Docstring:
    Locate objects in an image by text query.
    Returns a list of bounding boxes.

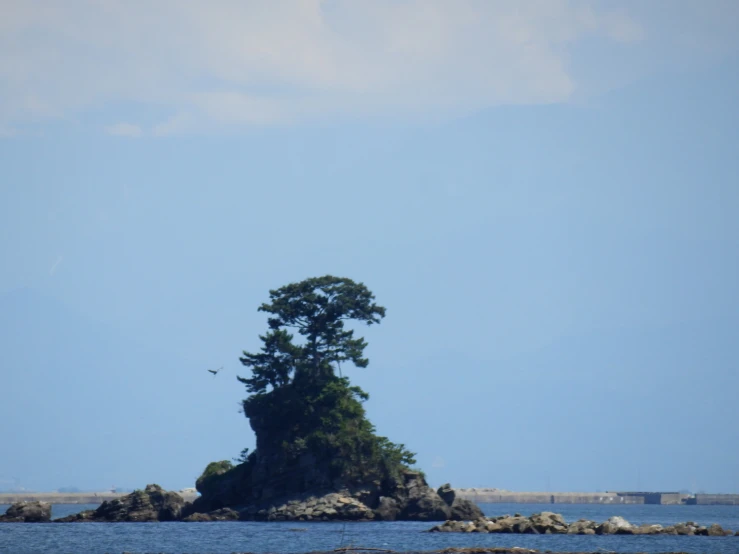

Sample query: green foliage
[238,329,300,393]
[233,447,250,464]
[239,276,385,393]
[235,276,415,490]
[409,467,426,478]
[242,374,416,486]
[195,460,233,494]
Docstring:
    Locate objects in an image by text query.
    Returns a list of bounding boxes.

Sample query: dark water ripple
[0,502,737,553]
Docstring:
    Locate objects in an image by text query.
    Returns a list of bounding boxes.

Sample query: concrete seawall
[455,490,644,504]
[687,494,739,505]
[455,490,697,505]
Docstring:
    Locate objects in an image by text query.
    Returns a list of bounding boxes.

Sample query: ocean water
[0,502,738,553]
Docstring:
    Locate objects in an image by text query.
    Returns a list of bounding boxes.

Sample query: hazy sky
[1,1,738,494]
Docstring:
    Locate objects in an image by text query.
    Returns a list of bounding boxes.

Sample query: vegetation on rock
[195,276,415,508]
[195,460,234,493]
[239,275,386,392]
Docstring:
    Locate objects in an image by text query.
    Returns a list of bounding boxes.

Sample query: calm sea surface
[1,502,738,554]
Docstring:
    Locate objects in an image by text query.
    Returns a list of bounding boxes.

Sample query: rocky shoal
[430,511,739,536]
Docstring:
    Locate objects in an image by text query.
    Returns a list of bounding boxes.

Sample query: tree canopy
[238,275,386,394]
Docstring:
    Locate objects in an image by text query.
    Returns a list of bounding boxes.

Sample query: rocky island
[179,276,481,522]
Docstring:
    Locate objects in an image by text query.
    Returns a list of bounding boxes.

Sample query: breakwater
[0,493,123,504]
[454,489,707,505]
[456,490,642,504]
[6,490,739,506]
[687,494,739,505]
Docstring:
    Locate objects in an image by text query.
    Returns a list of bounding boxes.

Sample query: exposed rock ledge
[430,512,738,536]
[54,484,185,522]
[185,476,484,522]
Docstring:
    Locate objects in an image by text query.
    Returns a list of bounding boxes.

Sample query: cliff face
[244,383,338,499]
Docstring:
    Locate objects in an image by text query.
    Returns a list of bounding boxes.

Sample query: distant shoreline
[3,490,738,506]
[0,492,199,505]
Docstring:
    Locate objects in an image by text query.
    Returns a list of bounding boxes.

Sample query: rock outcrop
[184,472,480,522]
[430,512,736,536]
[567,518,597,535]
[0,501,51,522]
[435,483,484,521]
[182,508,239,522]
[55,484,185,522]
[394,473,451,521]
[529,511,568,534]
[245,491,376,521]
[595,515,634,535]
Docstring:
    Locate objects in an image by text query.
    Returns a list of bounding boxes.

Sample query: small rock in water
[0,501,52,523]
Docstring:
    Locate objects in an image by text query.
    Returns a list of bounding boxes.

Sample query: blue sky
[1,1,738,494]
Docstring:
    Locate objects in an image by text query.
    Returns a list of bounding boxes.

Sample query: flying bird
[207,366,223,377]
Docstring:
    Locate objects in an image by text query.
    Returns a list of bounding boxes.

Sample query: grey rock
[484,520,503,533]
[55,484,184,522]
[567,519,597,535]
[707,523,727,536]
[449,497,484,521]
[182,508,239,522]
[673,522,696,535]
[634,524,664,535]
[596,516,633,535]
[374,496,400,521]
[429,520,464,533]
[0,501,52,523]
[495,515,531,533]
[530,511,568,534]
[436,483,455,505]
[397,472,451,521]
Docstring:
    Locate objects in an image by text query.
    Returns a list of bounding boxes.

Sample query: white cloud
[105,122,143,137]
[1,0,731,133]
[431,456,446,469]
